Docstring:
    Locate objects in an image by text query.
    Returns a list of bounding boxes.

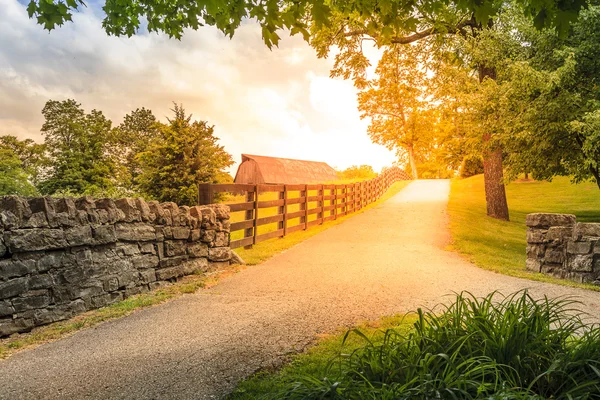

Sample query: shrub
[460,155,484,178]
[274,291,600,399]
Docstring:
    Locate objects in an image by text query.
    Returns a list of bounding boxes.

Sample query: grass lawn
[448,175,600,289]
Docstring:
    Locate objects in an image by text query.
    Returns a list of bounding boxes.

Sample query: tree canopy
[28,0,586,45]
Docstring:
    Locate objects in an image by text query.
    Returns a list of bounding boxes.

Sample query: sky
[0,0,397,174]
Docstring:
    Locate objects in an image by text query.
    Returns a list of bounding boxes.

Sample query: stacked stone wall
[526,213,600,285]
[0,195,232,337]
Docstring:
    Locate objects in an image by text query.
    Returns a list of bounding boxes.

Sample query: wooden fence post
[244,187,255,249]
[198,183,214,205]
[303,184,308,229]
[281,185,288,237]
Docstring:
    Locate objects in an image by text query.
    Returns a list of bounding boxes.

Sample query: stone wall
[0,195,232,337]
[526,213,600,285]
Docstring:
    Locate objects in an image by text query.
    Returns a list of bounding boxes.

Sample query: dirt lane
[1,180,599,399]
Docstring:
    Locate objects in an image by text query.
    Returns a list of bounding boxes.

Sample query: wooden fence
[198,167,411,249]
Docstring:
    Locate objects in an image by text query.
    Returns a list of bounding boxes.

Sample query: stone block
[526,258,541,272]
[220,220,231,232]
[545,249,564,264]
[132,254,159,270]
[23,212,49,228]
[147,201,166,224]
[91,292,122,308]
[0,277,28,299]
[566,240,593,255]
[156,258,207,280]
[28,197,56,226]
[190,229,200,241]
[0,300,14,317]
[161,202,179,225]
[117,243,140,257]
[546,226,573,242]
[230,250,245,265]
[12,292,51,312]
[124,285,149,298]
[29,274,54,290]
[208,247,231,262]
[139,269,157,284]
[200,230,216,244]
[0,259,36,280]
[92,224,117,245]
[187,242,208,258]
[172,226,191,240]
[526,244,545,259]
[140,243,156,254]
[165,240,187,257]
[573,223,600,239]
[103,277,119,292]
[526,213,576,228]
[117,270,140,289]
[526,229,545,244]
[114,198,142,222]
[214,232,229,247]
[37,251,63,272]
[148,281,169,291]
[159,255,189,268]
[64,225,93,247]
[178,206,193,227]
[52,197,81,226]
[135,198,152,222]
[0,196,32,229]
[0,236,5,258]
[209,204,229,220]
[568,254,593,272]
[155,265,185,281]
[0,318,20,337]
[5,228,68,252]
[115,222,156,242]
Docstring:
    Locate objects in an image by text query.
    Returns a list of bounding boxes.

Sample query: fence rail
[198,167,411,249]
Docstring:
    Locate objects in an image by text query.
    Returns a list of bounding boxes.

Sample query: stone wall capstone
[0,195,232,337]
[526,213,600,285]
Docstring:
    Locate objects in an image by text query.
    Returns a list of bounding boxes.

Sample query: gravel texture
[1,179,599,399]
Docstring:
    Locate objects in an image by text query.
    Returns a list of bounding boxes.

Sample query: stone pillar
[525,213,576,276]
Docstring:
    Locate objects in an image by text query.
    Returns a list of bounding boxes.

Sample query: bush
[460,155,484,178]
[274,291,600,399]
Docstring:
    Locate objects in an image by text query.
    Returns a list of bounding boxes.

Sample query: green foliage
[460,155,484,178]
[0,148,38,196]
[0,135,48,185]
[136,104,233,206]
[37,99,118,196]
[26,0,587,44]
[337,165,377,181]
[112,107,160,194]
[249,291,600,399]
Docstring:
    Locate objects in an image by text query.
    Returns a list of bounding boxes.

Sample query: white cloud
[0,0,396,173]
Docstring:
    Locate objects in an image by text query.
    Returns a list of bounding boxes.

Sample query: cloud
[0,0,396,173]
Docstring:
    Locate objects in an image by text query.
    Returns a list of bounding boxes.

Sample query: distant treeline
[0,100,233,206]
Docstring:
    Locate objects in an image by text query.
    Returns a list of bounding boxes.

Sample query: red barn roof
[234,154,338,184]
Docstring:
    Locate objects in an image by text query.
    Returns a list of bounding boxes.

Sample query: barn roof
[237,154,338,184]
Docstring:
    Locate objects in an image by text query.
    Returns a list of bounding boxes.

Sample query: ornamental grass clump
[278,291,600,399]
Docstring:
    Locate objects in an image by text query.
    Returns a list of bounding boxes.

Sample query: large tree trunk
[479,65,510,221]
[407,145,418,180]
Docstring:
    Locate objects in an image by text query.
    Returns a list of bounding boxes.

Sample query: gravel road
[1,179,599,399]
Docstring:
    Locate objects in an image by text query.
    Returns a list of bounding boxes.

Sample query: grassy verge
[448,175,600,290]
[230,291,600,399]
[0,265,242,360]
[229,314,417,399]
[235,180,411,265]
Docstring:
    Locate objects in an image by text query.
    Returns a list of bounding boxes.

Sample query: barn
[234,154,338,184]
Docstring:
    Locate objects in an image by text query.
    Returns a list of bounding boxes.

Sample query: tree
[0,135,48,185]
[0,149,38,196]
[112,107,160,192]
[136,104,233,206]
[38,99,118,196]
[358,44,435,180]
[338,165,377,181]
